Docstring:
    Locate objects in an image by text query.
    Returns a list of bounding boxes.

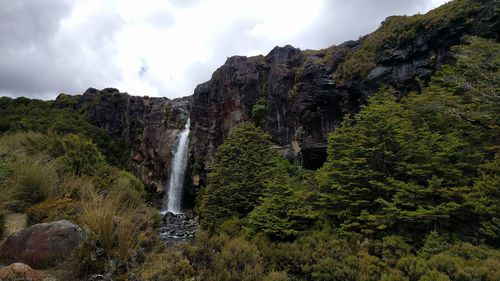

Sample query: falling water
[163,118,190,214]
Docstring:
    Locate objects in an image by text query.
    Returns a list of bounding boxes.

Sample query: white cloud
[0,0,449,99]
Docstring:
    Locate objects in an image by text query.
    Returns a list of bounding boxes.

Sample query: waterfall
[163,118,190,214]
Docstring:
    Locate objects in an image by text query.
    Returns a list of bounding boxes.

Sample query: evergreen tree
[248,162,319,239]
[197,123,276,232]
[316,36,499,239]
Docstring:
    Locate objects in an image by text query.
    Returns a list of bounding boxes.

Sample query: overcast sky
[0,0,449,100]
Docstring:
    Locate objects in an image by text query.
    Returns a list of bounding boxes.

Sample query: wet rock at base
[158,212,198,243]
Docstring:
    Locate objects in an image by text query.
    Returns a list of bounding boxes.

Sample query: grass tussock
[9,155,57,208]
[115,211,140,261]
[55,175,96,201]
[80,193,122,252]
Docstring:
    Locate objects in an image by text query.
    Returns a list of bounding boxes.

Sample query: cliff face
[77,88,190,198]
[67,0,498,199]
[189,0,498,186]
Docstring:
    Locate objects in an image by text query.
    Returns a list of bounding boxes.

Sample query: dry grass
[80,192,120,252]
[0,131,52,157]
[55,175,96,200]
[80,191,141,259]
[115,211,140,261]
[8,155,57,207]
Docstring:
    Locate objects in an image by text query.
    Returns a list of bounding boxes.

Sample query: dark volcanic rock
[189,0,499,184]
[159,212,197,243]
[190,45,347,177]
[0,220,86,269]
[76,88,191,201]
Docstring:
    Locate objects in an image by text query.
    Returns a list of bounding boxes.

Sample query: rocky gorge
[54,0,498,206]
[0,0,499,279]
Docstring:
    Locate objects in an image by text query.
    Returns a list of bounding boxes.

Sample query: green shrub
[380,270,409,281]
[59,134,105,176]
[248,162,319,239]
[219,216,244,237]
[419,270,451,281]
[252,97,267,127]
[371,236,412,267]
[263,271,290,281]
[214,238,264,281]
[418,231,450,258]
[0,131,53,157]
[0,159,14,236]
[54,175,96,200]
[112,170,145,195]
[26,197,79,226]
[140,250,194,281]
[180,231,230,276]
[108,170,146,209]
[0,160,13,181]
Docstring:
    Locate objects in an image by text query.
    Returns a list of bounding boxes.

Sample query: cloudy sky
[0,0,448,99]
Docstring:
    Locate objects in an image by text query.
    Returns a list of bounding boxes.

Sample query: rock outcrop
[0,220,86,269]
[0,263,41,281]
[49,0,497,203]
[189,0,499,186]
[76,88,190,197]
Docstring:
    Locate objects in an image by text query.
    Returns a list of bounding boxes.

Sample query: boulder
[0,220,86,269]
[0,262,41,281]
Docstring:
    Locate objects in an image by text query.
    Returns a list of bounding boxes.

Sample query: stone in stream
[159,212,198,243]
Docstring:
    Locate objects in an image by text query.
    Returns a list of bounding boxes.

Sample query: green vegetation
[191,36,500,280]
[197,123,276,231]
[59,134,106,176]
[337,0,486,80]
[0,96,129,166]
[0,131,162,280]
[252,97,268,127]
[0,3,498,279]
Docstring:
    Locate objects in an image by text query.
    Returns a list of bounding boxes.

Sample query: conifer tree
[197,123,276,232]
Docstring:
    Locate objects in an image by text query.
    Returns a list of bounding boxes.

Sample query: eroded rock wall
[189,0,499,187]
[77,88,190,197]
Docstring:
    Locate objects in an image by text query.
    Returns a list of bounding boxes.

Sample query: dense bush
[197,123,277,232]
[248,163,319,239]
[317,37,499,241]
[0,2,498,280]
[187,35,500,280]
[140,250,194,281]
[59,134,106,176]
[26,197,79,226]
[0,97,129,166]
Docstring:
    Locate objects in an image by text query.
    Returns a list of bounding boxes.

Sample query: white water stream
[162,118,190,214]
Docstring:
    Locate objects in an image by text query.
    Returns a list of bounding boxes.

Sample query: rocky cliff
[75,88,190,199]
[64,0,498,200]
[189,0,498,187]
